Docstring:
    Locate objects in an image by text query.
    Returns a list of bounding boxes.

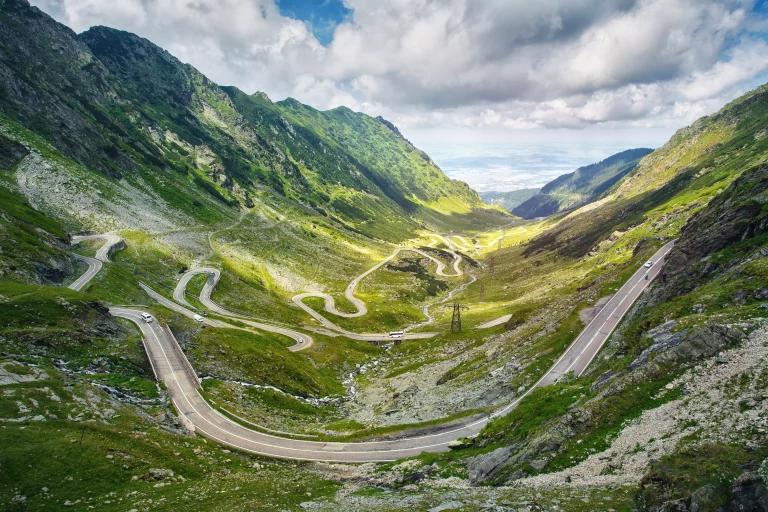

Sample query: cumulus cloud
[29,0,768,135]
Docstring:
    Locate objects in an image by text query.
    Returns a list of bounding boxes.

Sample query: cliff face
[656,165,768,301]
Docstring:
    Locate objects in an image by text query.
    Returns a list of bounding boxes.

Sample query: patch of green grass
[192,326,345,397]
[323,418,366,432]
[0,185,65,238]
[479,382,589,446]
[634,443,768,510]
[0,373,342,511]
[2,362,33,376]
[0,281,152,378]
[199,378,342,435]
[86,373,159,399]
[0,185,71,284]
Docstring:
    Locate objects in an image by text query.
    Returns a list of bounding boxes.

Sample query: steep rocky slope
[512,148,652,219]
[0,133,76,284]
[655,164,768,301]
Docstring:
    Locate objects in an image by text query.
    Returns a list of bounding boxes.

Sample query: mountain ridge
[512,147,653,218]
[0,0,504,241]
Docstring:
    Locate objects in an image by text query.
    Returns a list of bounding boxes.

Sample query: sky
[30,0,768,190]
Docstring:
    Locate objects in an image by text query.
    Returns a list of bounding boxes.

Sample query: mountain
[2,0,768,509]
[0,0,503,242]
[479,188,540,212]
[458,84,768,503]
[512,148,654,218]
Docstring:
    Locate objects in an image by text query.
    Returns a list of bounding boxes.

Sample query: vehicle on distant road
[389,330,404,338]
[644,261,654,268]
[193,314,204,322]
[141,312,153,323]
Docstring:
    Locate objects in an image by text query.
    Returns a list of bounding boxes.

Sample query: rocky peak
[374,116,403,138]
[253,91,272,103]
[80,26,193,107]
[0,0,34,14]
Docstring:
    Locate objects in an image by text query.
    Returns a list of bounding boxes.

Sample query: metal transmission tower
[443,303,469,333]
[489,256,496,275]
[479,282,485,300]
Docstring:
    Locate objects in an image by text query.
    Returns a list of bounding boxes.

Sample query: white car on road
[193,314,204,323]
[141,312,153,323]
[644,261,654,268]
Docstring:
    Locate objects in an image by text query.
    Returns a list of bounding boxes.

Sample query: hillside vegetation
[513,148,653,219]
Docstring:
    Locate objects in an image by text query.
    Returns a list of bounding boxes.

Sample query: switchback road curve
[108,241,674,462]
[292,243,462,315]
[68,233,124,291]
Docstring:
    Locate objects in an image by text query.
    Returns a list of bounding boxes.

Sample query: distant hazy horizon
[420,142,653,193]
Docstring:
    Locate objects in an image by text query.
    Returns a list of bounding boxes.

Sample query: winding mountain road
[173,269,313,351]
[288,244,462,340]
[293,246,463,319]
[141,281,311,352]
[106,240,674,462]
[68,234,124,291]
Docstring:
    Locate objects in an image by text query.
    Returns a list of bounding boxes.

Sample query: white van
[389,330,404,339]
[193,314,204,323]
[141,312,153,323]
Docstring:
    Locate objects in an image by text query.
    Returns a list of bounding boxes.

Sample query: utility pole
[444,303,469,333]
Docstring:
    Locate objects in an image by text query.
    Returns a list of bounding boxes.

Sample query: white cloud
[28,0,768,137]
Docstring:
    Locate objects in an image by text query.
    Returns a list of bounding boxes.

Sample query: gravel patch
[515,322,768,489]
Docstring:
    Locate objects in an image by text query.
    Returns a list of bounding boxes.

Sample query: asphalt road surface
[71,234,123,262]
[175,269,314,351]
[68,255,102,292]
[110,241,674,462]
[68,234,124,291]
[141,281,312,352]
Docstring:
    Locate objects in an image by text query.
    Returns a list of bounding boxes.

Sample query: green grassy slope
[512,148,653,218]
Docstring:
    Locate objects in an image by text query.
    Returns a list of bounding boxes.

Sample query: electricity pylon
[443,303,469,333]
